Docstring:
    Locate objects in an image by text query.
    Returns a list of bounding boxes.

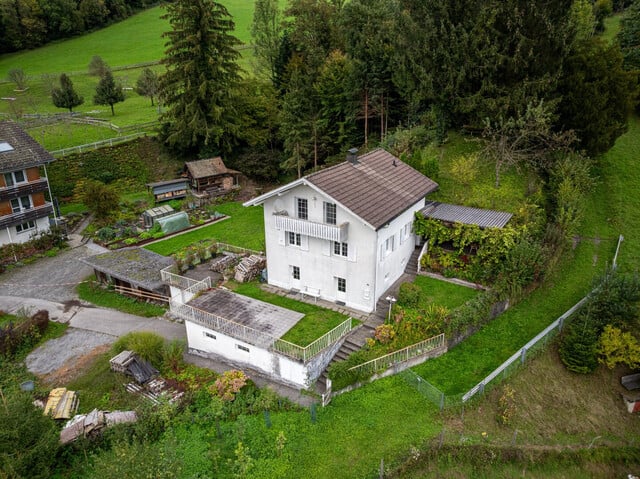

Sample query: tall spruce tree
[159,0,241,153]
[52,73,84,112]
[93,70,124,115]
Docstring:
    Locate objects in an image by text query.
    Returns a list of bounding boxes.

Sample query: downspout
[6,226,17,262]
[42,162,58,222]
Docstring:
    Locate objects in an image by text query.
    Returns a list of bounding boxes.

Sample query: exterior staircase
[315,245,423,395]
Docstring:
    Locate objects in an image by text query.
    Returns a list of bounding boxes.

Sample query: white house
[244,148,439,313]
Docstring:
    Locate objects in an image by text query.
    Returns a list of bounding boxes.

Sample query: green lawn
[229,281,352,347]
[412,275,480,310]
[77,276,167,317]
[145,202,265,256]
[602,13,624,44]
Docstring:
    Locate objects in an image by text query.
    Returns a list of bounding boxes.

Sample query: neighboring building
[146,179,189,203]
[184,157,241,194]
[244,148,439,313]
[0,121,56,246]
[81,247,174,297]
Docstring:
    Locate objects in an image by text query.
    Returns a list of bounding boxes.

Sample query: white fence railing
[273,318,353,362]
[161,266,203,290]
[274,214,348,243]
[416,239,429,273]
[170,297,352,362]
[184,277,212,296]
[50,132,148,156]
[347,333,446,377]
[215,242,264,256]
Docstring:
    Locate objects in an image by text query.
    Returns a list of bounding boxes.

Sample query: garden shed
[146,179,189,203]
[81,247,174,297]
[184,157,241,194]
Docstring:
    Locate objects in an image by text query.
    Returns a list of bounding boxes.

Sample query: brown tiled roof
[307,148,438,230]
[0,121,55,173]
[185,157,240,179]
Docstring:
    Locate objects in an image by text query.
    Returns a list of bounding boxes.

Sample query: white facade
[0,215,49,246]
[258,183,425,313]
[186,320,311,387]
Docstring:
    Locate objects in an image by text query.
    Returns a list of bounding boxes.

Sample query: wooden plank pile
[43,388,79,420]
[210,252,238,273]
[234,254,267,282]
[124,378,184,405]
[109,350,159,384]
[60,409,137,444]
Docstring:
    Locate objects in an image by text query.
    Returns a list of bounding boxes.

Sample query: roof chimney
[346,147,359,164]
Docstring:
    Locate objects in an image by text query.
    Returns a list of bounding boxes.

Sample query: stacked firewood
[234,254,267,282]
[209,252,238,273]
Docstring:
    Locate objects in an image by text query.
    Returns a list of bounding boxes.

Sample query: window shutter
[380,243,384,262]
[278,230,285,246]
[347,244,356,262]
[322,240,330,256]
[301,235,309,251]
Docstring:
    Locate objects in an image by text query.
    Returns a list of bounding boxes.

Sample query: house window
[203,331,216,340]
[334,241,348,257]
[400,222,412,245]
[15,220,36,233]
[337,277,346,293]
[324,202,336,225]
[236,344,250,352]
[296,197,308,220]
[4,170,26,187]
[385,235,395,255]
[292,266,300,280]
[287,231,301,246]
[10,195,32,213]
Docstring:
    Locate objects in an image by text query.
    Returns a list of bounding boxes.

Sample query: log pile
[234,254,266,282]
[210,252,238,273]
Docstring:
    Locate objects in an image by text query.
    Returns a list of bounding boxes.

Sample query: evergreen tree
[159,0,241,154]
[135,67,159,107]
[251,0,283,83]
[52,73,84,112]
[93,69,125,115]
[619,0,640,71]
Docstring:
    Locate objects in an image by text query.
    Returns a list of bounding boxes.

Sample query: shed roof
[245,148,438,230]
[81,247,174,292]
[185,157,240,179]
[0,120,55,173]
[146,178,189,188]
[420,201,513,228]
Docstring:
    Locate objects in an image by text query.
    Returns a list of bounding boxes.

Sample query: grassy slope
[413,275,480,310]
[145,202,265,255]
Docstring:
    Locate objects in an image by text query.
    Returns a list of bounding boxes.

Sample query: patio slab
[188,288,304,339]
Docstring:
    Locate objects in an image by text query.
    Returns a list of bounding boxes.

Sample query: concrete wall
[0,215,50,246]
[186,320,311,388]
[262,183,378,312]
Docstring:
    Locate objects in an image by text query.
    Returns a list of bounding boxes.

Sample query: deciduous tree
[159,0,242,153]
[135,67,159,107]
[52,73,84,112]
[250,0,283,83]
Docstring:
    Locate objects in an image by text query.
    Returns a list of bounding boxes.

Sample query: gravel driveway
[0,244,97,302]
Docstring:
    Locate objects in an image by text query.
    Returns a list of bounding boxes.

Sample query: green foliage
[597,324,640,369]
[557,37,638,155]
[0,391,60,478]
[618,1,640,71]
[88,55,110,77]
[497,385,517,426]
[93,69,125,116]
[211,370,249,401]
[74,179,119,220]
[8,68,28,89]
[398,282,422,308]
[111,331,166,367]
[559,314,600,373]
[51,73,84,112]
[493,238,546,301]
[159,0,242,154]
[251,0,283,82]
[135,67,160,106]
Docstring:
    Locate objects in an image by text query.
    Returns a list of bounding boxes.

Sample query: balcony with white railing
[0,203,53,229]
[274,212,348,242]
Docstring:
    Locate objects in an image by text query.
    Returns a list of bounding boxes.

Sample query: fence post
[520,347,527,364]
[439,392,445,410]
[558,316,564,331]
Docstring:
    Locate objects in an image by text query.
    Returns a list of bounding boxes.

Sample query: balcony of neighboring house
[0,202,53,229]
[273,211,348,243]
[0,178,49,201]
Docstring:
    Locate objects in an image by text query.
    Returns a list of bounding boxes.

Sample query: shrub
[597,324,640,369]
[112,331,166,368]
[374,324,396,344]
[398,283,422,308]
[211,370,248,401]
[96,227,117,242]
[493,238,546,301]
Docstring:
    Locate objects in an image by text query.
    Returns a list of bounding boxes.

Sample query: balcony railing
[274,213,348,242]
[0,203,53,229]
[0,178,48,201]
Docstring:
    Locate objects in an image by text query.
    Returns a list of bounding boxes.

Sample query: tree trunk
[110,104,115,116]
[380,90,384,142]
[364,89,368,148]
